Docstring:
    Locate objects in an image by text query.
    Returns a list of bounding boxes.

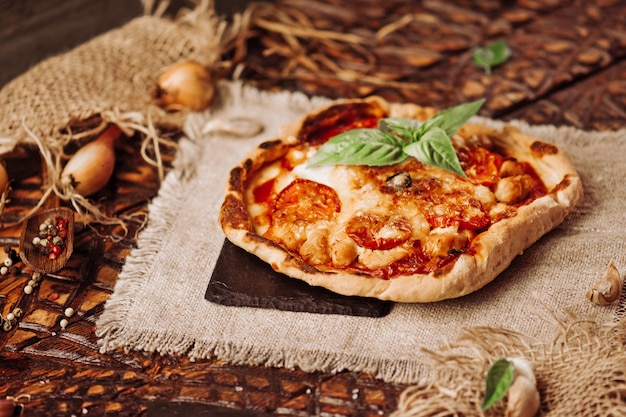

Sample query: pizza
[218,97,582,302]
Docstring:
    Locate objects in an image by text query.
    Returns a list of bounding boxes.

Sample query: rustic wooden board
[1,0,625,416]
[236,0,626,127]
[146,402,271,416]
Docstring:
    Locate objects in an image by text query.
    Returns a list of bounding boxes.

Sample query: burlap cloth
[0,3,222,152]
[4,1,623,411]
[96,80,626,404]
[0,1,226,227]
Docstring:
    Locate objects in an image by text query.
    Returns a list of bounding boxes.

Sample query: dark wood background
[0,0,625,416]
[0,0,253,88]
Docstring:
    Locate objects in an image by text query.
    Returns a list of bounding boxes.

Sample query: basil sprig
[472,40,511,75]
[307,99,485,177]
[482,358,515,410]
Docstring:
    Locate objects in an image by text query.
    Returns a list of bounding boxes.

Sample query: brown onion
[60,125,122,196]
[0,162,9,193]
[153,60,215,111]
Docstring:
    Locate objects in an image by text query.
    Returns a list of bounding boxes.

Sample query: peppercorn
[47,225,57,237]
[3,318,14,331]
[49,245,62,260]
[6,248,18,264]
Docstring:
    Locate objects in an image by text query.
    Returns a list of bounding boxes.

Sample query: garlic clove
[506,357,536,385]
[503,357,540,417]
[505,374,540,417]
[587,261,622,305]
[153,60,215,112]
[201,117,264,138]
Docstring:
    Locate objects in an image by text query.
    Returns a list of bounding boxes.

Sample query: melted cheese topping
[245,137,546,278]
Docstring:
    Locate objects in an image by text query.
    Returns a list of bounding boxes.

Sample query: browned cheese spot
[220,194,252,230]
[259,139,283,150]
[245,232,282,248]
[228,167,245,192]
[289,255,324,274]
[530,140,559,157]
[551,175,572,194]
[432,261,456,278]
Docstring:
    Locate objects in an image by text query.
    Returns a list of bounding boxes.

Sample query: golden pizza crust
[219,97,583,303]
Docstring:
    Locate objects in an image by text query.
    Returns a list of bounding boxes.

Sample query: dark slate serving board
[206,239,392,317]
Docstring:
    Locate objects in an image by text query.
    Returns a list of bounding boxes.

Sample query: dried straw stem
[392,302,626,417]
[230,2,444,92]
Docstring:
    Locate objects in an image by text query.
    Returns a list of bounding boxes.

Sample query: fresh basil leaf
[472,40,511,75]
[420,99,485,139]
[482,358,515,410]
[379,118,422,142]
[403,127,466,177]
[307,99,484,172]
[308,128,407,167]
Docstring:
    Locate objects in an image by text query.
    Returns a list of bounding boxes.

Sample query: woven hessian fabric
[97,81,626,416]
[0,6,220,155]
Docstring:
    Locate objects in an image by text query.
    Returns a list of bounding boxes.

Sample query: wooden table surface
[1,0,625,416]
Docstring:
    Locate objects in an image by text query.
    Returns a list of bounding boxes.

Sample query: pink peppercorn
[49,245,62,260]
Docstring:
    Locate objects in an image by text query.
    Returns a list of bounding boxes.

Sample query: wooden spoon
[19,163,74,274]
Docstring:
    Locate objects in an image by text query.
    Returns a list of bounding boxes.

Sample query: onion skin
[61,125,122,196]
[0,162,9,193]
[153,60,214,111]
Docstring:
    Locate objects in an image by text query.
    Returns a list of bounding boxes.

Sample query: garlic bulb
[61,125,122,196]
[506,357,540,417]
[153,60,215,111]
[587,261,622,305]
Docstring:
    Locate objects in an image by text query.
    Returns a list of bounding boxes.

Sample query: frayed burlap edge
[392,297,626,417]
[97,81,626,394]
[0,0,234,233]
[96,82,436,383]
